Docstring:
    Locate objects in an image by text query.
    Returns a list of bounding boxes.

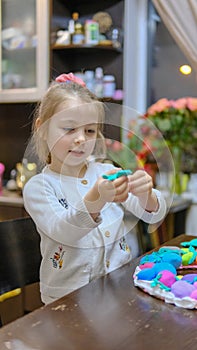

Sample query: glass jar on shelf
[94,67,104,98]
[103,74,116,98]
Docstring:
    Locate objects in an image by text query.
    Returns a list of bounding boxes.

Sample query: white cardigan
[23,161,166,304]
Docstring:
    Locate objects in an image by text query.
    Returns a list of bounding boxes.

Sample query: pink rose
[111,141,123,151]
[170,98,187,109]
[55,73,86,87]
[147,98,170,115]
[187,97,197,111]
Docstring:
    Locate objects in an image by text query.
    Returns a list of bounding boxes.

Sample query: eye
[86,128,96,135]
[62,127,75,133]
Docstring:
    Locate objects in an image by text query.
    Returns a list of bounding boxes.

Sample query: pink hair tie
[55,73,86,87]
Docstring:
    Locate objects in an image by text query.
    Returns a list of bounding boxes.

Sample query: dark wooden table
[0,234,196,350]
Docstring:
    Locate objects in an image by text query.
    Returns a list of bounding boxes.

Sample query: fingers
[113,189,129,202]
[112,175,129,202]
[128,170,153,195]
[99,174,129,203]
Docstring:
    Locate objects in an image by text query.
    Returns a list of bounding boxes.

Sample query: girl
[23,73,166,304]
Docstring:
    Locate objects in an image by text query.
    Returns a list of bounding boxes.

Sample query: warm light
[179,64,192,75]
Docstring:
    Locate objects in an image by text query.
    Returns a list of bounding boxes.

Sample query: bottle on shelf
[68,18,75,44]
[71,12,85,45]
[103,75,116,98]
[85,20,99,45]
[84,70,95,93]
[94,67,104,98]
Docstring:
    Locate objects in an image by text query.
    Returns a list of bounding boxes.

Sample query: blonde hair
[32,80,106,165]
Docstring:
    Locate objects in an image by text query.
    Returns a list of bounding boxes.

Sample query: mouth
[69,149,85,157]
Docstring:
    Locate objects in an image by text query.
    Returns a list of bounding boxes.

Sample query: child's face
[46,101,99,174]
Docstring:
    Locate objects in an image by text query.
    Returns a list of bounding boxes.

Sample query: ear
[35,118,47,141]
[35,118,41,130]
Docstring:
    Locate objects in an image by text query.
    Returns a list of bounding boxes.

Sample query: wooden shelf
[52,44,122,53]
[3,47,36,54]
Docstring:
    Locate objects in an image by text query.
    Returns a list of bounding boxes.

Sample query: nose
[74,128,86,144]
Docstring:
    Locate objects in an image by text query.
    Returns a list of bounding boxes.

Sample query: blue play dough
[161,252,182,269]
[102,169,132,181]
[135,240,197,306]
[140,252,161,264]
[140,251,181,269]
[154,262,177,274]
[137,262,177,281]
[137,267,157,281]
[181,238,197,248]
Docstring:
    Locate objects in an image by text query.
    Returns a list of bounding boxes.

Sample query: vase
[170,147,188,195]
[187,174,197,192]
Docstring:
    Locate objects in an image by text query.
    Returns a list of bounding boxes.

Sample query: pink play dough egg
[139,262,154,270]
[158,270,176,288]
[190,289,197,300]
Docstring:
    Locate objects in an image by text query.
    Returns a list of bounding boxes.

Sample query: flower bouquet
[106,97,197,195]
[145,97,197,194]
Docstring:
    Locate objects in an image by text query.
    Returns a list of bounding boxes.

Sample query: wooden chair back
[0,217,41,296]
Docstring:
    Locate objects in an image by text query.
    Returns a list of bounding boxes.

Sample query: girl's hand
[99,169,129,203]
[84,169,129,219]
[128,169,159,212]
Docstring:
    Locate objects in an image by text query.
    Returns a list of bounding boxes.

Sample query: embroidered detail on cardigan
[59,198,68,209]
[50,245,65,269]
[119,237,130,253]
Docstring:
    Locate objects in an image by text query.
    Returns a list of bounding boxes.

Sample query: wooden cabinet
[50,0,124,141]
[0,205,27,221]
[0,0,148,110]
[50,0,124,94]
[0,0,49,103]
[0,189,28,221]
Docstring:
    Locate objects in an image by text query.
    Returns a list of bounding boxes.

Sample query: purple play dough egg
[158,270,176,288]
[182,274,197,283]
[171,280,195,298]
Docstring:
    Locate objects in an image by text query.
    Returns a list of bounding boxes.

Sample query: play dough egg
[158,270,176,288]
[161,253,182,269]
[190,290,197,300]
[171,280,195,298]
[182,274,197,284]
[137,267,156,281]
[181,251,193,266]
[133,238,197,308]
[137,262,177,281]
[139,262,155,270]
[154,262,177,275]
